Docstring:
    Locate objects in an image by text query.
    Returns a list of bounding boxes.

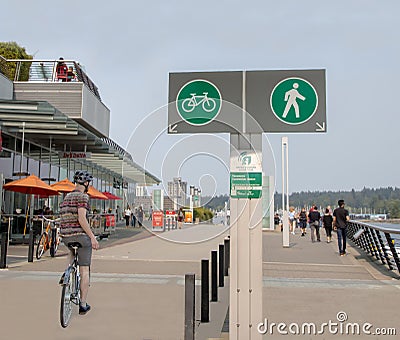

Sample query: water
[371,222,400,244]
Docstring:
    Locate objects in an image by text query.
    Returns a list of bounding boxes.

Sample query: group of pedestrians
[123,205,144,228]
[279,200,350,256]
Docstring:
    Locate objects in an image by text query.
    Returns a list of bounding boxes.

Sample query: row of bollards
[184,237,230,340]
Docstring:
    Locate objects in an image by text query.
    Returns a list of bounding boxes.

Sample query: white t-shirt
[124,208,132,217]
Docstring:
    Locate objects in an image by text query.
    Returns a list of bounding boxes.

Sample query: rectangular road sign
[245,69,326,133]
[230,172,263,199]
[168,69,326,134]
[168,71,242,134]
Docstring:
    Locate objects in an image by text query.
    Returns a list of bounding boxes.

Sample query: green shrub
[193,207,214,222]
[0,41,33,81]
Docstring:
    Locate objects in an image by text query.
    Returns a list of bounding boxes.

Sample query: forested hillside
[203,187,400,218]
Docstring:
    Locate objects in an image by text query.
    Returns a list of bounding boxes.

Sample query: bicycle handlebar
[41,216,61,223]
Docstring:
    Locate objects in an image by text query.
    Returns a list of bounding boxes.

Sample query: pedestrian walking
[308,205,321,242]
[323,207,333,243]
[148,206,153,221]
[131,208,137,227]
[137,206,144,227]
[177,207,184,229]
[124,205,132,227]
[298,208,307,237]
[289,206,296,235]
[333,200,350,256]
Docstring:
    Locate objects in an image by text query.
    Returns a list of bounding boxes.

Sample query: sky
[1,0,400,195]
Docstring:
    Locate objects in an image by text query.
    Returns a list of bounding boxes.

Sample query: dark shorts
[62,234,92,266]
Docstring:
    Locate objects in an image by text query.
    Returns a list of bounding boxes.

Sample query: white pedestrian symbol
[282,83,306,118]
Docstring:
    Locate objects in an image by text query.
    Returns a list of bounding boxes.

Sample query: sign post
[229,134,263,340]
[281,137,290,247]
[168,69,326,340]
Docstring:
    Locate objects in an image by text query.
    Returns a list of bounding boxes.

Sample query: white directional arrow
[316,122,325,132]
[168,124,178,133]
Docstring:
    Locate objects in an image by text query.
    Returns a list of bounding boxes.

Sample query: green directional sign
[230,172,263,199]
[176,79,222,126]
[270,77,318,125]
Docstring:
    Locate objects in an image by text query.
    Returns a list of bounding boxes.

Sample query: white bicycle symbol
[182,92,217,113]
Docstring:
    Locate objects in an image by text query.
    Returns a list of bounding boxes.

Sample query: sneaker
[79,303,91,315]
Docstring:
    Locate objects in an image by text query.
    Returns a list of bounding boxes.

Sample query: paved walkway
[219,229,400,339]
[0,223,230,340]
[1,225,399,339]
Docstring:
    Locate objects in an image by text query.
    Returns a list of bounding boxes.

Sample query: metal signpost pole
[230,134,263,340]
[282,137,289,247]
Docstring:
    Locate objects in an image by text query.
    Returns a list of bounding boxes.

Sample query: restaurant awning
[0,99,160,185]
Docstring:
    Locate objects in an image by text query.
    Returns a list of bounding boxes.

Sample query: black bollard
[224,238,230,276]
[50,228,56,257]
[201,259,209,322]
[219,244,224,287]
[184,273,195,340]
[28,229,34,262]
[0,232,8,269]
[211,250,218,302]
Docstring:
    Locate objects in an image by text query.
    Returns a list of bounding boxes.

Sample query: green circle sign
[176,79,222,126]
[270,77,318,125]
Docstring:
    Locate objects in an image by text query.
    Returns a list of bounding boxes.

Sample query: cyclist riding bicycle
[59,170,99,315]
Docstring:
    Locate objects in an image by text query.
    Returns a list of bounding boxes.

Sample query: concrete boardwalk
[1,225,399,339]
[0,223,230,340]
[257,229,400,339]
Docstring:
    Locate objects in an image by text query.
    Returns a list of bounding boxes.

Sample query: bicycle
[182,92,217,113]
[59,242,81,328]
[36,216,61,259]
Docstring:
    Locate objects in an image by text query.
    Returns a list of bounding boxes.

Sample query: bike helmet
[73,170,93,185]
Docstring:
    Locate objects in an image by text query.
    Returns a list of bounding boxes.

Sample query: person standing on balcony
[333,200,350,256]
[67,66,76,82]
[56,57,68,82]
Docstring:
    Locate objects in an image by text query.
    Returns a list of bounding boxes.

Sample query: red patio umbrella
[102,191,122,200]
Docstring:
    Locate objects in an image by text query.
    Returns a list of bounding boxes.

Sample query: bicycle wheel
[60,272,73,328]
[36,233,48,260]
[202,98,216,112]
[182,98,195,112]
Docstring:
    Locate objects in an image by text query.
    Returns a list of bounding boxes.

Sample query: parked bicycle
[59,242,81,328]
[36,216,61,259]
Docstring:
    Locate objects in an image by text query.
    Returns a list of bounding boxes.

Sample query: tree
[0,41,33,81]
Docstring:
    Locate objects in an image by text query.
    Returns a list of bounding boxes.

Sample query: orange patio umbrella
[3,174,60,197]
[50,178,75,193]
[3,174,60,234]
[88,186,108,200]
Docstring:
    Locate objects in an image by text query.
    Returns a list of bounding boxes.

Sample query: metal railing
[0,57,101,100]
[347,220,400,274]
